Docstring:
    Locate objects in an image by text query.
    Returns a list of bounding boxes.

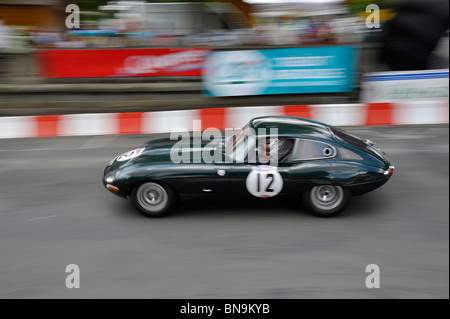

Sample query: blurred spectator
[9,2,381,50]
[317,19,336,44]
[0,19,12,77]
[29,28,63,48]
[55,35,87,48]
[302,18,319,44]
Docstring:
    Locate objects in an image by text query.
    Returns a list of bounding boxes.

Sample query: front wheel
[302,185,350,217]
[130,182,175,217]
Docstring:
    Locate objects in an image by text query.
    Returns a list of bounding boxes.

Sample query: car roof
[249,116,333,139]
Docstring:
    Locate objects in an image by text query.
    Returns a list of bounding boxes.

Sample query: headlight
[105,175,116,183]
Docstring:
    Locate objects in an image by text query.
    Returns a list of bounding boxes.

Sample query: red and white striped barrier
[0,102,448,139]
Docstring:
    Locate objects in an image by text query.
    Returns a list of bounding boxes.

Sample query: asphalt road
[0,125,448,298]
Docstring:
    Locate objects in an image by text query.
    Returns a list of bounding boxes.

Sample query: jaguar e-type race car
[103,116,394,217]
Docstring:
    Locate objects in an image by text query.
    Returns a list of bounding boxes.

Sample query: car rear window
[293,139,336,160]
[330,127,367,149]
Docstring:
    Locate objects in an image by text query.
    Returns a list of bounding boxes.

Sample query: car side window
[247,138,295,164]
[292,139,336,161]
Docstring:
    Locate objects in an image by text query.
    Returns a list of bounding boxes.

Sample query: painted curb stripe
[0,102,448,139]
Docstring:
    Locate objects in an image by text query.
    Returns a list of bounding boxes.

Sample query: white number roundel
[117,147,145,162]
[246,166,283,198]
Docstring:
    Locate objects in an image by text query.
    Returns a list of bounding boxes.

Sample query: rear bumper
[348,176,392,196]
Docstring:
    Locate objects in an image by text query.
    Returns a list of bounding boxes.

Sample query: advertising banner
[37,48,210,78]
[203,46,358,97]
[361,69,449,103]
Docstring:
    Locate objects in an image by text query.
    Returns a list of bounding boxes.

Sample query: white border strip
[0,116,36,139]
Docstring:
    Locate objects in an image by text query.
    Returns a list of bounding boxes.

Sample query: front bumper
[102,173,128,198]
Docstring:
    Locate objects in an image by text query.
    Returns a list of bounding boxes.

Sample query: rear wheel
[302,185,350,217]
[130,182,175,217]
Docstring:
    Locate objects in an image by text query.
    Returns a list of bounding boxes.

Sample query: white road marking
[28,215,57,221]
[0,136,120,152]
[346,129,434,140]
[370,132,434,140]
[0,148,52,152]
[79,136,117,149]
[383,146,449,155]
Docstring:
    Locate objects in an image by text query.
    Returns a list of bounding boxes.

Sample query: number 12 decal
[257,173,275,193]
[246,166,283,198]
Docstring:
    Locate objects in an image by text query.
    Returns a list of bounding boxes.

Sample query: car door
[213,138,295,198]
[166,163,218,196]
[213,162,293,198]
[213,137,338,198]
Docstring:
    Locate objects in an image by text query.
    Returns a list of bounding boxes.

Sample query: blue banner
[203,46,359,97]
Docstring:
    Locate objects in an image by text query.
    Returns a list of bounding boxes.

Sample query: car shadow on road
[107,192,388,220]
[173,196,305,218]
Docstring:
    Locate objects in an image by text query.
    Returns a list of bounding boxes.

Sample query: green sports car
[103,116,394,217]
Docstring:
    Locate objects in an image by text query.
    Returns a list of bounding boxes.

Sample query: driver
[257,138,293,164]
[276,139,294,161]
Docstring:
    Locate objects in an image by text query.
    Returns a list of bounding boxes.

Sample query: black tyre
[130,182,175,217]
[302,185,351,217]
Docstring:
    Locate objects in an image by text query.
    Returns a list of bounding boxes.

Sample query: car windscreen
[228,134,256,163]
[224,122,257,162]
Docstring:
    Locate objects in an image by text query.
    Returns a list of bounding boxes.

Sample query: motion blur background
[0,0,448,109]
[0,0,448,94]
[0,0,448,298]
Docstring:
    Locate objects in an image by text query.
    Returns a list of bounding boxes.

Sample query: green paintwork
[103,116,393,200]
